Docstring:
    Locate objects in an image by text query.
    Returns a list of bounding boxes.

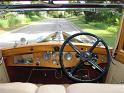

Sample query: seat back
[67,83,124,93]
[0,82,38,93]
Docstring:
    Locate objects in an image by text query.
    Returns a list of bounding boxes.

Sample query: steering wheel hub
[80,52,92,61]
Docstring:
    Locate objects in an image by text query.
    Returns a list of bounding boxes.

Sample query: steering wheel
[59,32,111,83]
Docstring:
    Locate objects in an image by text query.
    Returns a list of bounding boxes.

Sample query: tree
[83,1,121,25]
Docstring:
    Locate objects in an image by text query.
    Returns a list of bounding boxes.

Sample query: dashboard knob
[53,59,57,64]
[36,58,40,66]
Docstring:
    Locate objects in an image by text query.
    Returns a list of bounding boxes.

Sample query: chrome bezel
[64,52,73,61]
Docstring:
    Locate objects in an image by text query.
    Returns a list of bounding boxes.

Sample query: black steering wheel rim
[59,32,111,83]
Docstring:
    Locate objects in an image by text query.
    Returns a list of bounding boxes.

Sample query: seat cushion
[67,83,124,93]
[37,85,66,93]
[0,82,38,93]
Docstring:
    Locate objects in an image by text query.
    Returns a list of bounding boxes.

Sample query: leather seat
[1,82,124,93]
[37,83,124,93]
[37,85,66,93]
[0,82,38,93]
[67,83,124,93]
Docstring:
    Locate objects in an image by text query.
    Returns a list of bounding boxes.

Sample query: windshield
[0,2,122,49]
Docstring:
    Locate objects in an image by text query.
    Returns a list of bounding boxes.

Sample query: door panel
[0,51,9,83]
[107,9,124,83]
[106,60,124,84]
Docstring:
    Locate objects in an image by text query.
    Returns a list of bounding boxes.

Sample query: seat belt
[0,50,10,83]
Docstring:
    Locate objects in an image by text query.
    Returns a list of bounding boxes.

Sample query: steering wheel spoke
[68,41,81,55]
[88,60,104,73]
[88,39,101,52]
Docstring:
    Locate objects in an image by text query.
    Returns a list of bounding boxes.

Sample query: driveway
[0,18,95,48]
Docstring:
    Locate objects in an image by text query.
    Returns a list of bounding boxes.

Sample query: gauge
[64,52,73,61]
[20,37,27,45]
[43,52,51,61]
[52,51,57,58]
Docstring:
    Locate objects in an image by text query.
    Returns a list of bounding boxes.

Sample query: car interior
[0,0,124,93]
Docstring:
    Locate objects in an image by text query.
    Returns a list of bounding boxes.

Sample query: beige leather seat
[1,83,124,93]
[37,85,66,93]
[0,82,38,93]
[37,83,124,93]
[67,83,124,93]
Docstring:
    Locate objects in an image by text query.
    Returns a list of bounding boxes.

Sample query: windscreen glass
[0,1,122,48]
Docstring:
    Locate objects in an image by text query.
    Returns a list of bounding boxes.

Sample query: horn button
[79,52,97,62]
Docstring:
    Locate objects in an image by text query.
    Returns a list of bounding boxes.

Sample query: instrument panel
[3,42,110,68]
[6,51,107,68]
[6,51,79,68]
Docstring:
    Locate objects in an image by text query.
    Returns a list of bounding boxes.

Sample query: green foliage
[84,9,121,25]
[89,22,107,29]
[47,11,65,18]
[0,11,45,30]
[0,19,8,28]
[107,26,118,32]
[30,15,40,21]
[7,13,21,27]
[24,11,44,21]
[18,15,31,24]
[69,16,119,47]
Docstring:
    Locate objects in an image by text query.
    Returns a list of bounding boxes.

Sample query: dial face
[43,52,51,61]
[64,52,73,61]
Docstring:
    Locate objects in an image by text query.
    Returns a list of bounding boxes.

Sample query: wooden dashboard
[1,42,113,83]
[1,42,111,68]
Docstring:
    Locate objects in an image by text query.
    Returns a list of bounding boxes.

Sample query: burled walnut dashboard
[2,42,111,68]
